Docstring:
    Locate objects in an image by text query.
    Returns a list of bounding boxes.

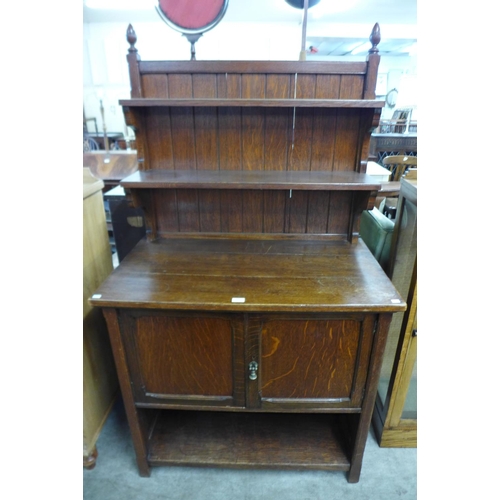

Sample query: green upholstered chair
[360,207,394,273]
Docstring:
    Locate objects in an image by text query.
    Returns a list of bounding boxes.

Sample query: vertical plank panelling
[177,188,200,232]
[194,107,219,169]
[154,190,179,233]
[327,191,352,236]
[310,75,341,172]
[316,74,341,99]
[306,75,341,233]
[168,74,196,169]
[263,191,286,233]
[145,109,174,170]
[241,75,266,171]
[192,74,218,170]
[241,74,266,232]
[286,74,316,233]
[262,75,290,234]
[340,75,365,99]
[218,74,243,232]
[333,75,364,171]
[217,74,242,170]
[142,74,169,98]
[168,75,198,231]
[242,191,263,233]
[132,67,372,238]
[142,74,174,169]
[199,187,222,232]
[166,73,194,98]
[288,191,309,233]
[220,189,243,233]
[306,191,330,234]
[288,75,315,172]
[333,110,360,171]
[143,75,175,231]
[264,75,291,171]
[193,74,221,232]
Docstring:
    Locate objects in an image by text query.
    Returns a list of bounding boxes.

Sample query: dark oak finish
[91,237,404,313]
[102,308,151,477]
[369,133,417,163]
[148,411,351,471]
[119,309,246,408]
[89,23,405,483]
[123,174,379,242]
[121,169,381,190]
[259,317,371,406]
[139,60,370,75]
[120,98,385,108]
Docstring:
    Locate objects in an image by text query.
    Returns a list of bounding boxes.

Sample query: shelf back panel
[149,189,353,237]
[136,106,369,173]
[141,72,365,100]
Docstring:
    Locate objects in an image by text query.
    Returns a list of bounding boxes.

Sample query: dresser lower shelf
[146,409,352,471]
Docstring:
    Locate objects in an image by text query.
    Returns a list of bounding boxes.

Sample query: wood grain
[148,411,351,471]
[89,237,406,313]
[94,37,402,482]
[129,315,233,396]
[260,319,360,399]
[139,60,369,75]
[121,170,382,190]
[120,98,384,108]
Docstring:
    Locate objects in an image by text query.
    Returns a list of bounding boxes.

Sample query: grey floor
[83,398,417,500]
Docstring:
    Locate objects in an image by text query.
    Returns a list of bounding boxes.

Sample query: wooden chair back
[382,155,417,181]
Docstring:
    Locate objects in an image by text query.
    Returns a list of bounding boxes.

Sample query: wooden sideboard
[83,151,138,192]
[89,23,405,483]
[369,133,417,163]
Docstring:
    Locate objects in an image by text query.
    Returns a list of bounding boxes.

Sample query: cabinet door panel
[259,318,373,408]
[120,311,244,407]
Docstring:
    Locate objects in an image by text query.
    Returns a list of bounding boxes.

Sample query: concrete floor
[83,398,417,500]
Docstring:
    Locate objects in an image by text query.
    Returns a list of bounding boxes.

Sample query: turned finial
[369,23,381,54]
[127,24,137,52]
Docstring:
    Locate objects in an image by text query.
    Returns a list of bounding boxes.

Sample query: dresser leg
[137,460,151,477]
[103,308,152,477]
[347,467,361,483]
[83,446,98,470]
[348,313,393,483]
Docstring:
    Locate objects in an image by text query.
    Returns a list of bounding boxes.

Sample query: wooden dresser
[89,23,406,483]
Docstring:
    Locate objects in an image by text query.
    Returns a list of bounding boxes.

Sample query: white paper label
[92,294,102,299]
[231,297,246,303]
[391,299,401,303]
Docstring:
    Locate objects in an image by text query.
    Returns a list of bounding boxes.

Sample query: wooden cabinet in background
[104,186,145,263]
[83,168,119,468]
[89,23,406,483]
[372,175,417,447]
[369,133,417,164]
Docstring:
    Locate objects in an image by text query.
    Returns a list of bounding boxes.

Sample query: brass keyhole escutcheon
[248,361,258,381]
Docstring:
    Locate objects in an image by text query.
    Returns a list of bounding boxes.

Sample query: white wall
[378,55,417,119]
[83,20,417,136]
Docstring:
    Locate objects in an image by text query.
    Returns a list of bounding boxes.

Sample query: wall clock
[386,88,398,108]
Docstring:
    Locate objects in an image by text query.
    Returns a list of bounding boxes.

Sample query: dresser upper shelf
[119,98,385,109]
[120,169,382,191]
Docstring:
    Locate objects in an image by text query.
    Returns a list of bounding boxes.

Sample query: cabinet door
[251,315,375,410]
[119,310,245,408]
